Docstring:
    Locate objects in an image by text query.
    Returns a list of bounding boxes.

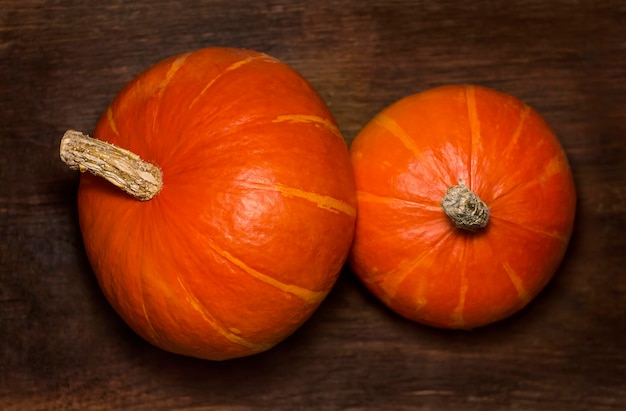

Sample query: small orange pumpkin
[349,85,576,329]
[60,47,356,360]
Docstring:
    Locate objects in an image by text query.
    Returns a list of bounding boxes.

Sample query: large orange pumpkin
[60,47,356,360]
[349,85,576,329]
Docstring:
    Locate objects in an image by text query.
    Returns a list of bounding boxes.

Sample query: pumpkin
[349,84,576,329]
[60,47,357,360]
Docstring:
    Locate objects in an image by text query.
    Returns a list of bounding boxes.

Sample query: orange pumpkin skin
[349,85,576,329]
[78,48,356,360]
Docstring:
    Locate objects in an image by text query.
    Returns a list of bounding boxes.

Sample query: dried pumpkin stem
[59,130,162,201]
[441,179,489,231]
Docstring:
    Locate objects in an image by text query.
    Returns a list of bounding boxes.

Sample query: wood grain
[1,0,625,410]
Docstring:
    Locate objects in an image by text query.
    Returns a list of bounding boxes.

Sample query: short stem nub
[441,179,489,231]
[59,130,162,201]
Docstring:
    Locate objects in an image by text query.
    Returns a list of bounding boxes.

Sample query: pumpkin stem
[59,130,162,201]
[441,179,489,231]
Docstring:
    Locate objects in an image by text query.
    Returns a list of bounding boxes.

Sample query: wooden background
[1,0,625,409]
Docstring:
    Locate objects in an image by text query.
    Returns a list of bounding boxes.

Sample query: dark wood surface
[2,1,625,410]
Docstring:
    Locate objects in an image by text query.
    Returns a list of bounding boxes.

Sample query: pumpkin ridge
[465,85,480,189]
[175,275,268,351]
[151,53,193,135]
[489,216,570,243]
[188,55,277,109]
[507,104,531,151]
[158,52,193,98]
[204,239,328,305]
[240,181,356,217]
[377,229,454,306]
[140,300,161,345]
[489,103,531,176]
[488,151,569,208]
[356,190,440,212]
[106,107,120,137]
[465,88,532,200]
[502,262,531,305]
[271,114,343,140]
[450,236,469,327]
[478,105,532,203]
[135,207,166,347]
[488,179,533,206]
[372,114,448,186]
